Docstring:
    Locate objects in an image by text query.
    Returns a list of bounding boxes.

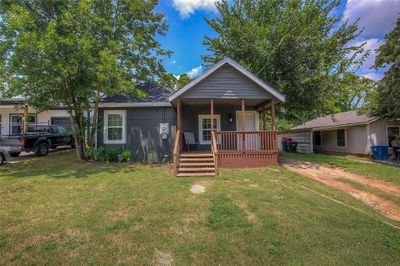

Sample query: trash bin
[289,142,298,153]
[370,145,389,160]
[281,137,291,152]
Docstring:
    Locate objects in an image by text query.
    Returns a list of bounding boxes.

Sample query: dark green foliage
[158,73,192,90]
[84,145,105,161]
[367,18,400,119]
[105,147,120,162]
[203,0,366,127]
[0,0,170,159]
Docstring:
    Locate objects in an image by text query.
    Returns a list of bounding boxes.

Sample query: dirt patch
[237,201,257,222]
[282,160,400,222]
[190,184,205,194]
[155,250,173,266]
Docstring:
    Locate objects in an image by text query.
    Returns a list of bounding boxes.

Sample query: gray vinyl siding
[181,65,272,99]
[98,107,176,163]
[278,131,313,153]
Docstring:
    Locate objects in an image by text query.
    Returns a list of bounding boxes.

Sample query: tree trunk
[89,90,100,158]
[69,111,86,161]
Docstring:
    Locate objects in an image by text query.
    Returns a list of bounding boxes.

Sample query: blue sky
[156,0,400,81]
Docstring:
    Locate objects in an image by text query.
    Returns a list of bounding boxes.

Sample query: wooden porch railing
[214,131,277,152]
[214,130,278,168]
[173,130,181,176]
[211,131,218,175]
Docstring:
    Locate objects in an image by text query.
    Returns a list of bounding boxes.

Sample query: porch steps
[177,172,216,177]
[177,153,216,177]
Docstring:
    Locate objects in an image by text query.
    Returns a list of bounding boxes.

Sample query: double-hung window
[198,115,220,144]
[9,114,37,135]
[104,110,126,144]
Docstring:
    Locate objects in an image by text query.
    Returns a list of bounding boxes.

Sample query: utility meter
[160,123,169,139]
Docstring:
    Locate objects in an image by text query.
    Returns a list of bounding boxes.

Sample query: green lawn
[1,151,399,265]
[280,152,400,185]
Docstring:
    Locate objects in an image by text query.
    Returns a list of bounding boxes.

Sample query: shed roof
[292,110,379,131]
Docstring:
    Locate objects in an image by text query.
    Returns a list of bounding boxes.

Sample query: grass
[0,151,400,265]
[280,152,400,185]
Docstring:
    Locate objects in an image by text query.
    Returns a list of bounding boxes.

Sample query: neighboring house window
[198,115,221,144]
[313,131,322,146]
[387,126,400,147]
[9,114,37,135]
[104,110,126,144]
[336,129,346,147]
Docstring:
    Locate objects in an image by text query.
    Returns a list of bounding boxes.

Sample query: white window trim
[386,125,400,147]
[313,130,322,147]
[235,111,260,131]
[336,128,347,148]
[104,110,126,144]
[198,114,221,145]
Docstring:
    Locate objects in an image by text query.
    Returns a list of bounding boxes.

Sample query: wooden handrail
[173,130,181,176]
[211,130,218,175]
[214,131,278,153]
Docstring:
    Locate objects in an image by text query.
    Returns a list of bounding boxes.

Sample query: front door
[236,111,260,150]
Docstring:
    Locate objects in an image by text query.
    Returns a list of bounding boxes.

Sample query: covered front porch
[173,98,278,174]
[168,57,284,176]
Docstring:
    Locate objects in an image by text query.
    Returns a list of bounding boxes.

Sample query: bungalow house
[0,97,70,136]
[97,57,285,176]
[278,110,400,157]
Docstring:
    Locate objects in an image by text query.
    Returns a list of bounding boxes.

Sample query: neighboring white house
[278,110,400,157]
[0,98,70,136]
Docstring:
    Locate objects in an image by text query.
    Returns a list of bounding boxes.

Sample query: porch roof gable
[168,57,285,103]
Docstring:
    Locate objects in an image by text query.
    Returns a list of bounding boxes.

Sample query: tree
[0,0,169,160]
[203,0,366,127]
[367,18,400,119]
[332,73,375,112]
[158,73,191,90]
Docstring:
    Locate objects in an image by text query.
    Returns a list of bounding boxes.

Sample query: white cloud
[354,38,385,71]
[171,59,177,64]
[172,0,221,18]
[343,0,400,38]
[362,72,384,81]
[186,65,203,78]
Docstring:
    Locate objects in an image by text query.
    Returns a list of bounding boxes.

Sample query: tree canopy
[0,0,169,159]
[366,18,400,119]
[203,0,367,128]
[158,73,192,91]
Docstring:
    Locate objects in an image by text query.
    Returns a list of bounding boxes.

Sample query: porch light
[228,114,233,123]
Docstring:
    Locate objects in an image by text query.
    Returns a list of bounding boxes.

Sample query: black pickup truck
[0,125,75,157]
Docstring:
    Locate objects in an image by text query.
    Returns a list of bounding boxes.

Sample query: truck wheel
[0,153,5,165]
[35,143,49,156]
[9,152,21,157]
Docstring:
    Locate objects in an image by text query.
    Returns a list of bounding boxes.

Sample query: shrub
[84,145,105,161]
[121,149,132,162]
[105,148,121,162]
